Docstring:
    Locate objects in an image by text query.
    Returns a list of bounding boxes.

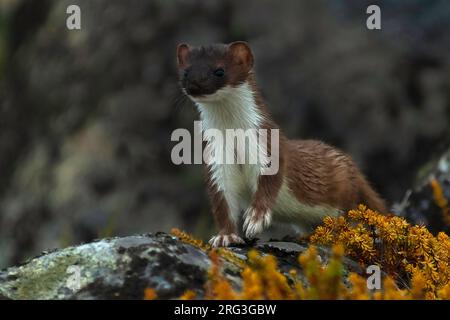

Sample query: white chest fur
[194,82,263,222]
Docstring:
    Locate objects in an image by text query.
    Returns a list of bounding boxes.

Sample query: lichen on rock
[0,231,361,300]
[0,233,213,299]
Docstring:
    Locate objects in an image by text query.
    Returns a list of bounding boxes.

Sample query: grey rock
[0,233,211,299]
[0,233,361,300]
[396,147,450,234]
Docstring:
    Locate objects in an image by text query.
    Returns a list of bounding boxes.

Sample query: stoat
[176,41,387,247]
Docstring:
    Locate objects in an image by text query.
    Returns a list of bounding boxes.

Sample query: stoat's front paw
[209,233,245,247]
[243,207,272,238]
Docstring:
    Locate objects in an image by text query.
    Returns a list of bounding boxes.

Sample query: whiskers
[171,89,191,114]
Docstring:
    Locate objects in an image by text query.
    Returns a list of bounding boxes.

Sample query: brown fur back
[285,139,387,213]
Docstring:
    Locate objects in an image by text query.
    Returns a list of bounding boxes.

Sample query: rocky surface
[397,146,450,234]
[0,233,362,300]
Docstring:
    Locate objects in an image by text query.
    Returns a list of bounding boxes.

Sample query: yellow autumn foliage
[156,209,450,300]
[310,205,450,299]
[430,178,450,225]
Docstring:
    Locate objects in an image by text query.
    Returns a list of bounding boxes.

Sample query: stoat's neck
[194,81,264,131]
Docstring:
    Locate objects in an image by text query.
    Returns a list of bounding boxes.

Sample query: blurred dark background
[0,0,449,268]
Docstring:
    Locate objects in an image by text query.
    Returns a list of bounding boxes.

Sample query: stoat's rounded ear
[228,41,254,72]
[177,43,190,68]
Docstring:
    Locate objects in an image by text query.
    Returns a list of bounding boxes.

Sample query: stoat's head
[176,41,254,102]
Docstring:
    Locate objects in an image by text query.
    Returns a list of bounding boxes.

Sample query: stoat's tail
[358,176,388,214]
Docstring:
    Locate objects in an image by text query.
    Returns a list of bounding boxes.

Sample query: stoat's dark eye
[213,68,225,77]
